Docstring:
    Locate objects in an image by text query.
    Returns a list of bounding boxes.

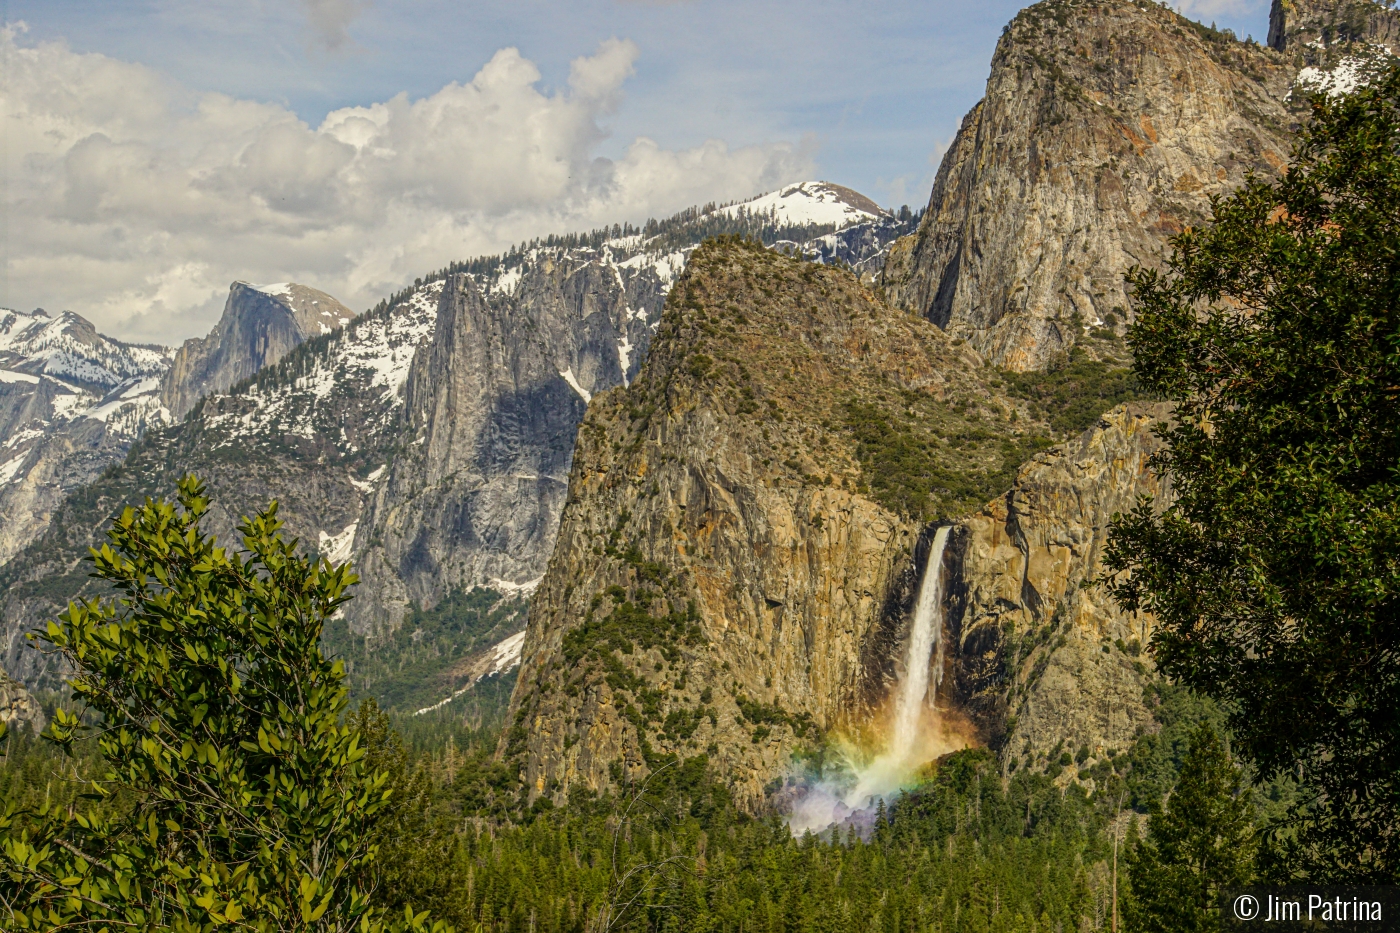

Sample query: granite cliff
[502,237,1091,808]
[0,670,44,736]
[0,281,361,573]
[1269,0,1400,54]
[0,186,910,701]
[881,0,1296,370]
[950,401,1171,786]
[159,282,355,419]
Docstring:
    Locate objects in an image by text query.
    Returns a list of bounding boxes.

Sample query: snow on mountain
[1293,44,1398,98]
[717,181,887,229]
[412,629,526,716]
[0,308,170,390]
[202,280,441,450]
[0,308,176,566]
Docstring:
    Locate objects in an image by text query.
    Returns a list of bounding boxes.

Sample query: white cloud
[0,25,812,344]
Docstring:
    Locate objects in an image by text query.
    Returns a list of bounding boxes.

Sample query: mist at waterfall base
[785,527,972,838]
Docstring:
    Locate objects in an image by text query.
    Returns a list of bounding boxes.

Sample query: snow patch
[82,376,163,422]
[617,335,634,386]
[412,629,527,716]
[559,367,591,403]
[5,428,45,450]
[250,282,293,299]
[490,576,543,597]
[350,464,387,493]
[1293,46,1396,99]
[319,521,358,565]
[0,454,28,484]
[49,391,88,421]
[489,630,527,674]
[0,369,39,384]
[492,266,523,296]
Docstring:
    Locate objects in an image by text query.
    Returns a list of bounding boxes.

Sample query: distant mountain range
[0,181,916,704]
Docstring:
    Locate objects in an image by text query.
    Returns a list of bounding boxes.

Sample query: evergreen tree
[1107,67,1400,880]
[1124,725,1256,933]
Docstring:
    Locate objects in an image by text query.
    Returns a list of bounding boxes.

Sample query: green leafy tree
[1105,70,1400,880]
[0,476,447,932]
[1124,725,1255,933]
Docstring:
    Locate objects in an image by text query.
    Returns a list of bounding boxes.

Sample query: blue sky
[0,0,1274,340]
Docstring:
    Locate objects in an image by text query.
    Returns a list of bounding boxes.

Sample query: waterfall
[787,526,958,835]
[843,524,951,805]
[889,524,951,766]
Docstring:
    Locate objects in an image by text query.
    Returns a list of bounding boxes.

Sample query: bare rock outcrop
[950,402,1172,778]
[881,0,1295,370]
[159,282,353,419]
[503,239,1066,808]
[1269,0,1400,53]
[0,669,45,735]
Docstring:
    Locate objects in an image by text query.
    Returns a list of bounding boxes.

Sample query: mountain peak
[161,281,356,419]
[719,181,888,229]
[231,281,356,338]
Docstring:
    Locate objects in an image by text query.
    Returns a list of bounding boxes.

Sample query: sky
[0,0,1273,344]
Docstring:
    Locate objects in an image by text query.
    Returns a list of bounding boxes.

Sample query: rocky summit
[881,0,1295,370]
[159,282,356,420]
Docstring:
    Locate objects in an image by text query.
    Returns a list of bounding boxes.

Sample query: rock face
[0,669,45,735]
[0,285,435,688]
[503,238,1068,809]
[0,282,357,572]
[881,0,1295,371]
[949,402,1172,781]
[344,251,672,637]
[0,308,172,567]
[159,283,354,419]
[1269,0,1400,54]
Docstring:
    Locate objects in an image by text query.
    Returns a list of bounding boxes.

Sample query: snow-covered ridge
[0,307,175,494]
[474,181,885,307]
[0,308,171,389]
[716,181,887,229]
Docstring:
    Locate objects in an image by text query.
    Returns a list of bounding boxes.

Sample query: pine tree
[1124,725,1256,933]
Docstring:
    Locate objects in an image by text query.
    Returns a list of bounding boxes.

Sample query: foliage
[843,399,1056,520]
[1122,683,1229,812]
[1003,350,1146,436]
[420,747,1124,933]
[0,476,445,932]
[322,586,526,713]
[1106,70,1400,880]
[1123,725,1256,933]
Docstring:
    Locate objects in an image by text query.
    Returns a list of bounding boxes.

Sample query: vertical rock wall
[882,0,1295,370]
[952,402,1172,779]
